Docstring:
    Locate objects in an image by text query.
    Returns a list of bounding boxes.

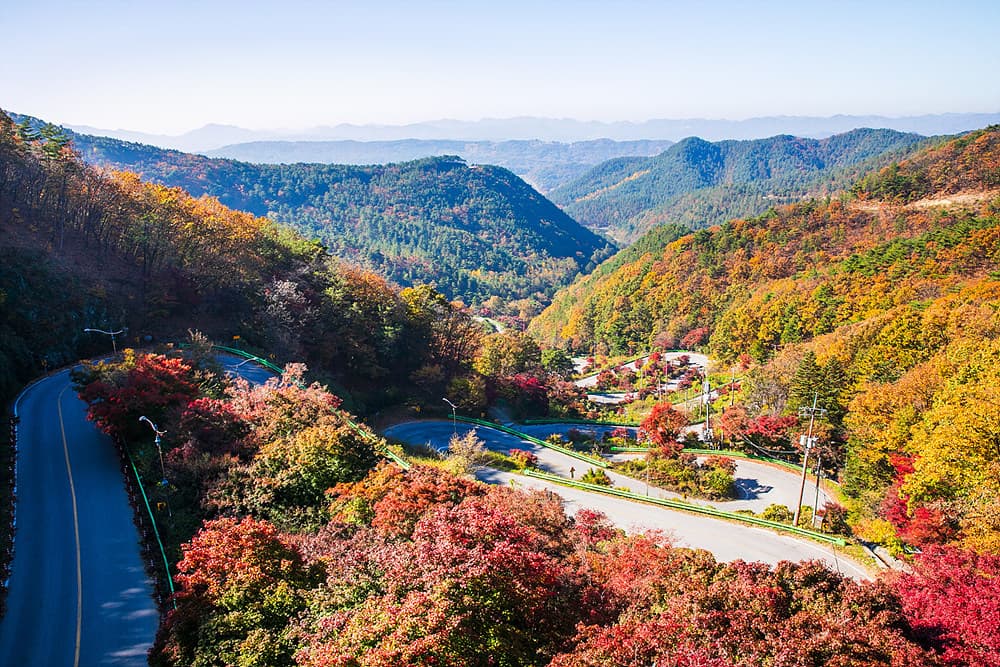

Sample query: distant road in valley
[383,420,865,579]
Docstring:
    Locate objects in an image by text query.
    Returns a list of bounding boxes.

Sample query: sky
[2,0,999,134]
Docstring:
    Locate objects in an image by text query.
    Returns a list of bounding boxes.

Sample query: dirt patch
[903,188,1000,210]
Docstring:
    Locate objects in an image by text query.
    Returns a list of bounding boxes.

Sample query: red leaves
[369,465,485,538]
[640,402,689,452]
[226,370,343,449]
[153,517,320,667]
[881,455,959,548]
[174,517,316,603]
[301,485,587,666]
[557,555,937,667]
[78,352,199,438]
[746,414,799,445]
[892,546,1000,667]
[175,397,248,459]
[680,326,710,349]
[550,616,735,667]
[720,410,799,452]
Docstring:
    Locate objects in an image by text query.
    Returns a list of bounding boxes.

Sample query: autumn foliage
[639,402,688,453]
[68,350,998,667]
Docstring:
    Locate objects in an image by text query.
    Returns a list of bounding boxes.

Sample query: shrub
[580,468,612,487]
[508,448,538,469]
[760,504,793,524]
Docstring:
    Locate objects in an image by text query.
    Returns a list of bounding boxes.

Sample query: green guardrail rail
[122,443,177,609]
[522,468,846,546]
[522,418,639,427]
[210,344,285,375]
[454,417,609,468]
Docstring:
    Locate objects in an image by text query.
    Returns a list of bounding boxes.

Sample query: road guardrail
[523,468,846,546]
[455,417,609,468]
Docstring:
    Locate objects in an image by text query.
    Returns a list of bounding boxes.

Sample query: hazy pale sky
[2,0,998,134]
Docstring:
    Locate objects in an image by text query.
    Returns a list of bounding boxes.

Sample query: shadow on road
[734,478,773,500]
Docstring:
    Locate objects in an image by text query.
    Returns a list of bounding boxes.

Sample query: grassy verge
[456,416,609,468]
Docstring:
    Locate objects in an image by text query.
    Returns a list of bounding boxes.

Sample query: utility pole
[812,455,823,529]
[793,392,826,527]
[84,327,125,354]
[729,368,737,407]
[702,378,713,444]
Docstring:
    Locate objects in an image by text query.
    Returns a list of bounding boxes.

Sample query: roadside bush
[580,468,612,487]
[760,503,793,523]
[509,448,538,469]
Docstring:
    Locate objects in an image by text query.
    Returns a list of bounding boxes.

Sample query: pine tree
[820,356,849,424]
[788,350,821,411]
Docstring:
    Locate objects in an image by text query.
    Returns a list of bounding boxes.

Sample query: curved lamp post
[138,416,169,489]
[83,327,125,354]
[442,397,458,434]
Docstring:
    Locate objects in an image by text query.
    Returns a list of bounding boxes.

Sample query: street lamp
[84,327,125,354]
[442,397,457,434]
[139,416,169,489]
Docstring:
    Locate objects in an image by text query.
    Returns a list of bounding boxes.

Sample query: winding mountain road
[516,422,832,513]
[0,354,275,666]
[0,353,860,666]
[384,420,864,579]
[0,370,158,666]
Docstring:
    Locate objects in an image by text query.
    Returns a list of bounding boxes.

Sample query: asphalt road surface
[0,370,158,666]
[384,420,867,579]
[517,422,832,514]
[0,353,276,666]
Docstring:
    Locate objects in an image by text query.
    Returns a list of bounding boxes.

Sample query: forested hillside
[0,111,490,412]
[204,137,675,192]
[552,128,930,242]
[532,126,1000,555]
[16,116,614,304]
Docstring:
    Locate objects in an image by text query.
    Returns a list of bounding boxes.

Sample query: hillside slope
[552,129,930,242]
[532,126,1000,553]
[532,128,997,357]
[15,116,614,305]
[0,110,486,411]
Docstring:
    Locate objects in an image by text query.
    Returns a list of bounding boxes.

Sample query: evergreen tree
[788,350,822,411]
[820,356,849,425]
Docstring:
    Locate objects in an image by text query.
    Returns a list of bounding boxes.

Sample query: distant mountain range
[63,113,1000,152]
[201,139,672,193]
[28,119,613,304]
[550,128,933,242]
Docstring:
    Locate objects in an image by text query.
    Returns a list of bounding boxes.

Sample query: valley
[1,106,998,667]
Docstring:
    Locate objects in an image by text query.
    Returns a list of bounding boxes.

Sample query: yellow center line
[57,384,82,667]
